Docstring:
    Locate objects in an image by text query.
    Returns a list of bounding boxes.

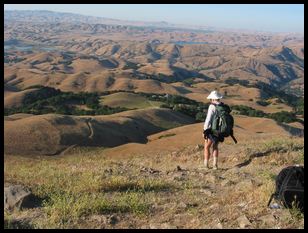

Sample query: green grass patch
[41,191,151,228]
[257,170,276,181]
[4,154,179,228]
[262,139,304,154]
[100,176,174,192]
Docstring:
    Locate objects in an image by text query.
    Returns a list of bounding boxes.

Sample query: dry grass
[4,135,304,229]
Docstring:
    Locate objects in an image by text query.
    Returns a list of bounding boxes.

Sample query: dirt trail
[85,118,94,139]
[59,144,77,155]
[50,118,94,155]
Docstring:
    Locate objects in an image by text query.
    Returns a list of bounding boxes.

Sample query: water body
[4,43,58,52]
[4,39,57,52]
[173,41,209,45]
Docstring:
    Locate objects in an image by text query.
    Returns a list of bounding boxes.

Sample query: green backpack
[211,103,237,143]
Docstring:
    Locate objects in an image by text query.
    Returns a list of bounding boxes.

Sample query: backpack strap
[230,132,237,144]
[267,193,275,207]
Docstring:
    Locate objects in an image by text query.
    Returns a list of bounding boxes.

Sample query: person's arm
[204,104,215,131]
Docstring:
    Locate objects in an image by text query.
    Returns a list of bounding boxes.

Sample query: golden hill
[102,114,303,158]
[4,87,39,108]
[4,108,194,155]
[4,39,304,96]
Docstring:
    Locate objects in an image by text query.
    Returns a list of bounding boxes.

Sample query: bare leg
[212,143,218,168]
[204,139,213,167]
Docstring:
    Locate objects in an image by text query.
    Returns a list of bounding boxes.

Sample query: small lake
[172,41,209,45]
[4,45,58,52]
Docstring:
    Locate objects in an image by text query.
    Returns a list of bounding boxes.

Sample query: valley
[4,9,304,229]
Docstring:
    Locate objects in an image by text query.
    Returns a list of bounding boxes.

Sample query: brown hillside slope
[4,87,38,108]
[4,41,304,96]
[184,84,292,113]
[102,115,303,158]
[4,108,194,155]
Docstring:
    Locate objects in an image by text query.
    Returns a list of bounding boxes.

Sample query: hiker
[202,90,224,170]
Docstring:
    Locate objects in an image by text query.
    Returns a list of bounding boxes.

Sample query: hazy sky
[4,4,304,33]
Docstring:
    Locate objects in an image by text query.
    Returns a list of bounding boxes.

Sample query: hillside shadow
[173,86,192,94]
[4,83,20,92]
[84,117,166,147]
[277,122,304,137]
[234,150,273,168]
[52,115,77,125]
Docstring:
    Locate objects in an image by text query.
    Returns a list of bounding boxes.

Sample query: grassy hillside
[4,112,304,228]
[4,108,195,155]
[4,134,304,229]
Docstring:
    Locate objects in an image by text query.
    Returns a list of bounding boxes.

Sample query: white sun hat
[207,90,223,100]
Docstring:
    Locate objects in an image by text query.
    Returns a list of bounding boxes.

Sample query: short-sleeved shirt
[203,104,217,131]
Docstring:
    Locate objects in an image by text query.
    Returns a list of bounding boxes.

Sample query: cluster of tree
[5,86,303,125]
[223,79,303,115]
[256,100,271,106]
[254,82,302,106]
[256,82,304,116]
[231,104,300,124]
[269,111,298,124]
[122,61,140,70]
[23,86,62,104]
[4,87,128,116]
[292,98,304,116]
[182,78,195,87]
[224,77,250,87]
[138,92,209,121]
[231,105,266,118]
[222,79,304,117]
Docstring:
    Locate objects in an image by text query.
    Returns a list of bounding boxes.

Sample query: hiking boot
[199,165,210,170]
[212,165,218,170]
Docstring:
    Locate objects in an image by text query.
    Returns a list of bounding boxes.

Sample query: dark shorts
[207,133,220,144]
[204,129,224,144]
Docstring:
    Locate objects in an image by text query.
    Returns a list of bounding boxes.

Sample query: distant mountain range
[4,10,214,31]
[4,10,303,47]
[4,9,304,98]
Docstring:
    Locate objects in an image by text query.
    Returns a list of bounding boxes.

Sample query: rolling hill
[4,10,304,229]
[4,108,195,155]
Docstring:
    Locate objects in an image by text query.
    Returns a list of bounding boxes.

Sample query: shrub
[269,111,297,123]
[256,100,270,106]
[224,77,250,87]
[183,78,194,87]
[293,98,304,115]
[23,87,62,105]
[195,111,206,122]
[231,105,267,118]
[158,133,176,139]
